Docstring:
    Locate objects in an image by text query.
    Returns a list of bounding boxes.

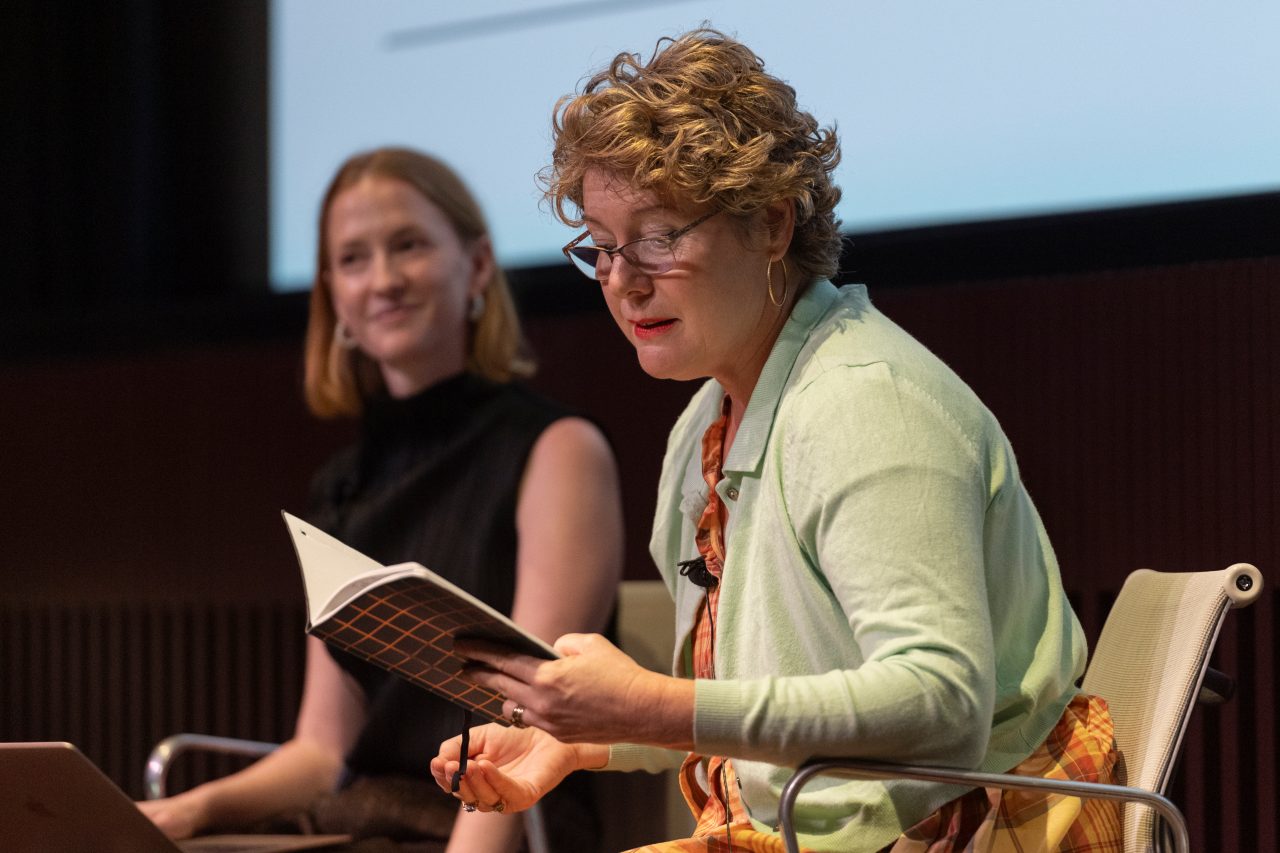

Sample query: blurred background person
[139,147,624,853]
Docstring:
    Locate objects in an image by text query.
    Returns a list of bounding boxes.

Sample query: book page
[282,511,389,626]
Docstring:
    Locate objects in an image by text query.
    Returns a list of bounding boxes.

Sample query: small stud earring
[334,321,359,350]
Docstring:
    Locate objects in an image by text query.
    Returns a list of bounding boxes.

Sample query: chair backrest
[1081,563,1262,850]
[616,579,678,674]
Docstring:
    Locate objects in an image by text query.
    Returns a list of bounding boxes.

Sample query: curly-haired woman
[432,29,1120,853]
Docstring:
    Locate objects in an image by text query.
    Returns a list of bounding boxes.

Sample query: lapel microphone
[678,556,719,589]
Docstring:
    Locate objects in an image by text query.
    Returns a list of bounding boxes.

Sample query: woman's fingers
[137,797,199,840]
[501,698,534,729]
[430,734,465,791]
[457,761,504,811]
[439,760,483,805]
[472,760,538,812]
[451,637,677,747]
[453,639,546,682]
[440,758,530,813]
[551,632,596,656]
[436,733,462,761]
[455,634,647,742]
[434,759,466,794]
[459,664,527,702]
[429,755,454,792]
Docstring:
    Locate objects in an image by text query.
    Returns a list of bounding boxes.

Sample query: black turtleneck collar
[361,372,502,443]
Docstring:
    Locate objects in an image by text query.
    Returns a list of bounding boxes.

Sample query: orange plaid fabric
[690,395,730,680]
[887,693,1123,853]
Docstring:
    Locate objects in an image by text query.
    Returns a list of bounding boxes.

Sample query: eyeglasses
[562,210,718,281]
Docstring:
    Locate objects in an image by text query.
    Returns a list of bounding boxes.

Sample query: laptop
[0,742,350,853]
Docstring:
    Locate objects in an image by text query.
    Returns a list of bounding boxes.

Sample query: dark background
[2,3,1277,849]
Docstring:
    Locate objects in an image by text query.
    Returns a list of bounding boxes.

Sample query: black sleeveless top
[307,373,601,847]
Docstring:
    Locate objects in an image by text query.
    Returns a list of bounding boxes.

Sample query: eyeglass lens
[568,239,674,280]
[567,247,608,279]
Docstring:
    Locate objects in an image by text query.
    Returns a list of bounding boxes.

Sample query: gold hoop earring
[767,258,789,308]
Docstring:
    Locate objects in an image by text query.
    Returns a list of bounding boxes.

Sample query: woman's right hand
[430,723,606,814]
[137,792,205,840]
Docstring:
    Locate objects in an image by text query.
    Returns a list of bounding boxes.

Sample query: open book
[282,511,557,724]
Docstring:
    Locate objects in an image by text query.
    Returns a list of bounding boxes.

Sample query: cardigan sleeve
[694,362,998,770]
[602,742,688,774]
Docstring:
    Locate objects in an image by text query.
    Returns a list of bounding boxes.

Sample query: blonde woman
[142,148,623,853]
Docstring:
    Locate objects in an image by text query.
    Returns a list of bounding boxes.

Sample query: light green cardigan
[606,281,1086,852]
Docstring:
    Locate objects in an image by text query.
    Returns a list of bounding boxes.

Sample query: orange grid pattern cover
[312,575,551,724]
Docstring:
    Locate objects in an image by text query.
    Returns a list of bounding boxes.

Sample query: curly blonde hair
[543,27,842,288]
[304,148,534,419]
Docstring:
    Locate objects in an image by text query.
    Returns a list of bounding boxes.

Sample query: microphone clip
[678,556,719,590]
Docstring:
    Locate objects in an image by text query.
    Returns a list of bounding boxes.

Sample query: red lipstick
[633,318,676,340]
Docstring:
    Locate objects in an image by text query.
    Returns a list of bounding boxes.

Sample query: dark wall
[4,259,1276,596]
[6,2,267,310]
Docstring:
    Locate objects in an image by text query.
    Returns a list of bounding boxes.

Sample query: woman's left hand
[456,632,695,750]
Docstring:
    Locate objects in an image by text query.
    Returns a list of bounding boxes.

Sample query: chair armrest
[144,733,279,800]
[777,758,1188,853]
[1197,666,1235,705]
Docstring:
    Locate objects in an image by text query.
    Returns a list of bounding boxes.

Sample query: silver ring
[491,800,506,814]
[462,801,478,813]
[510,703,528,728]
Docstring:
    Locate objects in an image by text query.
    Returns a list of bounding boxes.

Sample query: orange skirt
[626,694,1122,853]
